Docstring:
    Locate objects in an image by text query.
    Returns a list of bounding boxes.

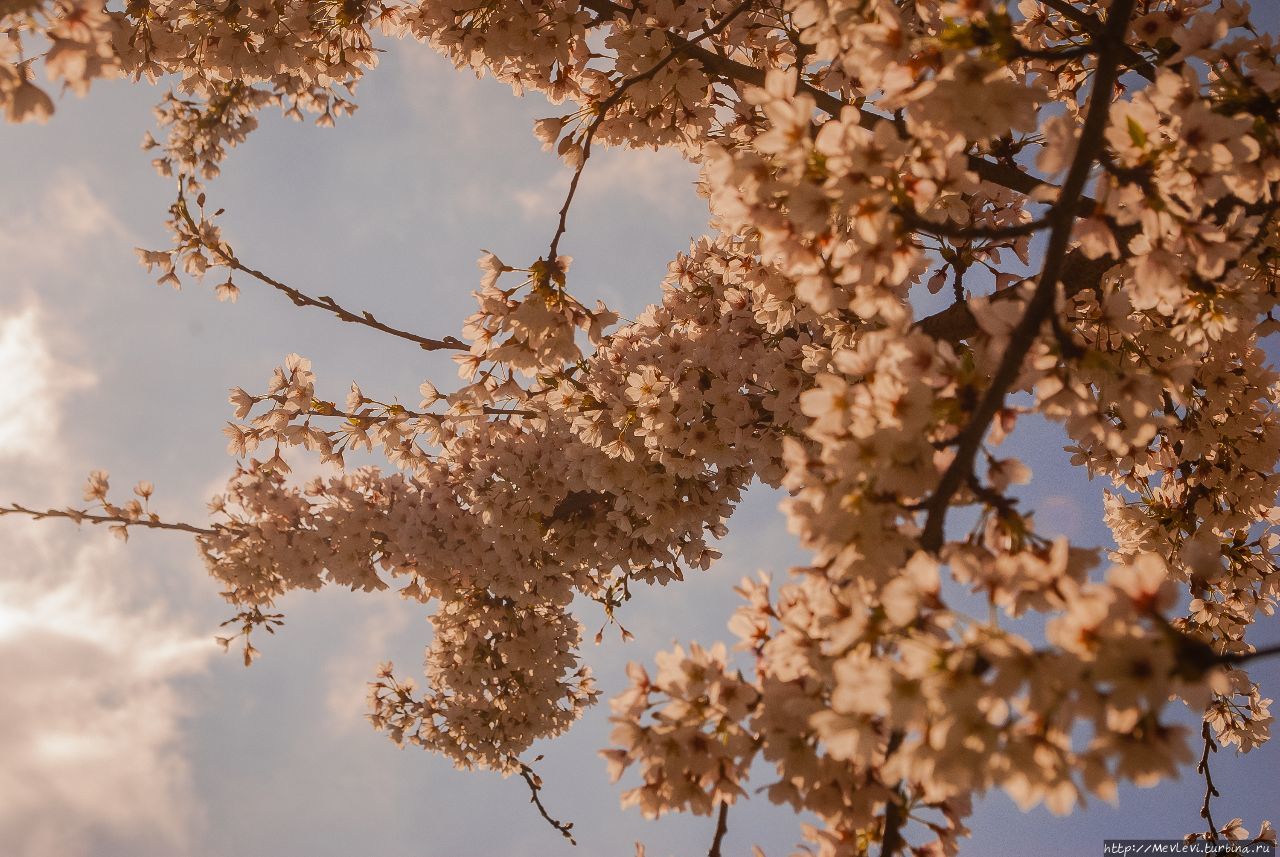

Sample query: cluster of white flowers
[8,0,1280,853]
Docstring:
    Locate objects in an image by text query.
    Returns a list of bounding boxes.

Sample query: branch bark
[1197,722,1221,841]
[878,728,909,857]
[707,801,730,857]
[516,760,578,846]
[919,0,1137,553]
[1220,641,1280,665]
[580,0,1085,203]
[547,0,757,262]
[0,503,220,536]
[1036,0,1157,81]
[879,794,906,857]
[229,261,469,352]
[914,240,1124,344]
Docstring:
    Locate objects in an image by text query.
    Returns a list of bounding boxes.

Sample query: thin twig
[920,0,1137,553]
[229,261,468,352]
[172,191,467,353]
[299,405,538,423]
[517,760,577,846]
[546,0,757,262]
[1198,722,1220,840]
[708,801,730,857]
[0,503,220,536]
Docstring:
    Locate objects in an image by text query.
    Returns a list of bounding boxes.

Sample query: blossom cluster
[8,0,1280,853]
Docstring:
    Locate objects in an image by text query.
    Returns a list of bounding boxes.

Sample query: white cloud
[395,40,525,144]
[0,546,212,857]
[324,599,413,733]
[0,297,214,857]
[0,306,93,465]
[0,171,128,277]
[1037,494,1085,541]
[511,147,700,222]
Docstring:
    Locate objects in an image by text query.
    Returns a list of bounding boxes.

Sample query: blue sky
[1,28,1278,857]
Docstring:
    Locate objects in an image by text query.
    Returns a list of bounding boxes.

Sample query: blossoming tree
[4,0,1280,853]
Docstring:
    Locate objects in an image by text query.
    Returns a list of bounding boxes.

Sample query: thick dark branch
[1035,0,1157,81]
[1016,43,1097,62]
[919,0,1137,553]
[878,730,908,857]
[707,801,730,857]
[1038,0,1101,31]
[901,209,1052,241]
[228,261,468,352]
[0,503,220,536]
[516,761,577,846]
[880,794,906,857]
[1220,641,1280,665]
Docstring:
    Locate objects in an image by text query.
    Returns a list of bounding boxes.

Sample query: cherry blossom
[4,0,1280,853]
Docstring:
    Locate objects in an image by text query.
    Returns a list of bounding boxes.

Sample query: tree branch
[547,0,757,262]
[579,0,1083,205]
[1219,641,1280,665]
[919,0,1137,553]
[1038,0,1100,31]
[580,1,1141,343]
[299,404,538,423]
[880,793,906,857]
[708,801,730,857]
[878,729,909,857]
[1197,721,1220,841]
[228,261,469,352]
[914,241,1123,344]
[0,503,220,536]
[1035,0,1157,81]
[171,191,467,352]
[900,209,1053,241]
[516,760,577,846]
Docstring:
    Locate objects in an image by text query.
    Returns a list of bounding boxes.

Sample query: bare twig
[299,405,537,423]
[228,261,468,352]
[920,0,1137,553]
[517,760,577,846]
[172,191,466,352]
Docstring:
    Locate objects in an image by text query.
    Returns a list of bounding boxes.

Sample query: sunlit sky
[1,22,1279,857]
